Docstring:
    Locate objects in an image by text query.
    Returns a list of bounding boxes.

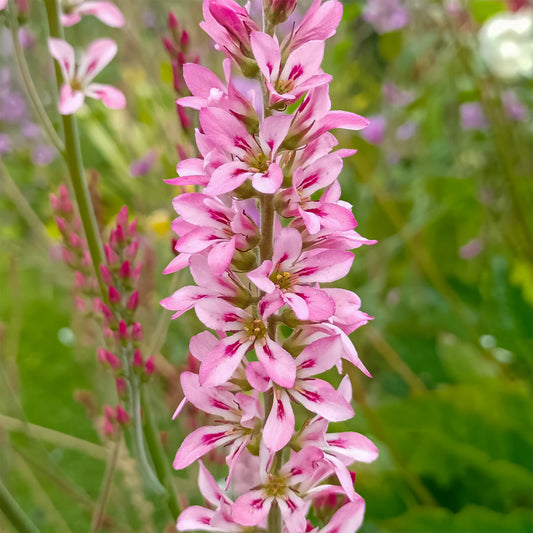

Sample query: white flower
[478,9,533,80]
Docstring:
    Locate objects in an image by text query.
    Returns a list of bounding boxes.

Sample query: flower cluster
[163,1,378,531]
[48,0,125,115]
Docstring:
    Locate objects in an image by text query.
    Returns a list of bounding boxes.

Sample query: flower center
[247,151,269,173]
[271,271,293,290]
[264,474,287,498]
[70,78,84,91]
[243,318,266,341]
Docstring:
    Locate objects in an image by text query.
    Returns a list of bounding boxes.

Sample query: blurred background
[1,0,532,531]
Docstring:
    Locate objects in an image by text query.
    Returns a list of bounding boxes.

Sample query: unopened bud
[180,30,189,50]
[162,36,176,54]
[119,260,131,278]
[125,240,139,260]
[106,351,122,370]
[115,377,127,396]
[74,271,85,289]
[74,296,86,312]
[116,206,129,228]
[69,232,83,248]
[99,301,114,321]
[104,244,119,265]
[100,264,113,285]
[145,355,155,375]
[109,285,121,304]
[97,347,108,365]
[132,348,143,368]
[131,322,143,341]
[114,224,125,244]
[116,405,130,424]
[168,11,178,30]
[118,320,128,340]
[104,405,115,420]
[55,217,66,233]
[127,291,139,311]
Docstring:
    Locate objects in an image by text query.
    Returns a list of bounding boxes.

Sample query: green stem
[43,0,105,294]
[141,389,181,520]
[0,478,40,533]
[90,439,122,533]
[7,0,64,154]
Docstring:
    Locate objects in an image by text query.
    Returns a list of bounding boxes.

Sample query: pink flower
[251,32,331,105]
[0,0,6,10]
[48,38,126,115]
[194,298,297,388]
[60,0,125,27]
[247,226,353,321]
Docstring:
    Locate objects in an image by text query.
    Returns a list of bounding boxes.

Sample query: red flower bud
[105,351,122,370]
[97,347,108,365]
[127,291,139,311]
[55,217,66,233]
[69,232,83,248]
[116,206,129,228]
[109,285,121,304]
[145,355,155,375]
[115,378,127,396]
[168,11,178,29]
[162,36,176,55]
[116,405,130,425]
[104,405,115,420]
[125,240,139,260]
[119,260,131,278]
[132,348,143,367]
[74,271,85,289]
[100,264,113,285]
[131,322,143,341]
[118,320,128,339]
[104,244,119,265]
[104,418,115,437]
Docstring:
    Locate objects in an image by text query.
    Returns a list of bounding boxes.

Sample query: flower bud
[104,244,120,265]
[115,377,127,396]
[104,405,115,420]
[168,11,178,30]
[116,405,130,425]
[131,322,143,341]
[127,291,139,311]
[118,320,128,340]
[132,348,143,368]
[145,355,155,375]
[100,264,113,285]
[116,206,129,229]
[109,285,121,304]
[119,260,131,278]
[55,217,67,233]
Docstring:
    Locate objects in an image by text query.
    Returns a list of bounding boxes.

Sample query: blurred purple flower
[18,28,35,49]
[0,133,11,155]
[459,238,483,259]
[363,0,409,34]
[361,115,386,145]
[382,82,414,107]
[502,90,527,121]
[130,150,157,177]
[32,144,56,165]
[0,92,27,123]
[396,121,417,140]
[460,102,487,131]
[22,122,41,139]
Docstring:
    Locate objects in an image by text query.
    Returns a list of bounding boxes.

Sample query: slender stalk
[43,0,105,295]
[7,0,64,154]
[90,439,122,533]
[141,389,181,520]
[0,478,40,533]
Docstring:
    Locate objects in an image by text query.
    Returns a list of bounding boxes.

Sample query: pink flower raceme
[164,0,378,531]
[60,0,125,27]
[48,38,126,114]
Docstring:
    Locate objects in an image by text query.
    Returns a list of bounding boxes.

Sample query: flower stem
[0,478,40,533]
[7,0,65,154]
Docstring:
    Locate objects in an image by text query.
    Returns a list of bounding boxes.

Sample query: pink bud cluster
[48,1,125,115]
[51,185,98,310]
[95,207,154,401]
[163,1,378,531]
[162,12,200,132]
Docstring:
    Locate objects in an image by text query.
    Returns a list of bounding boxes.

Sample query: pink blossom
[48,38,126,115]
[61,0,125,27]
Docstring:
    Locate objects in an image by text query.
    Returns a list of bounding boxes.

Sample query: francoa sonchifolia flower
[163,1,378,531]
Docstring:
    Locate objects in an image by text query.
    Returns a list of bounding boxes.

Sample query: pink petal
[76,1,125,27]
[251,163,283,194]
[204,162,250,196]
[294,154,343,195]
[255,338,296,388]
[305,202,357,232]
[296,250,353,282]
[325,432,379,464]
[317,110,370,136]
[250,31,280,81]
[173,424,235,469]
[320,499,366,533]
[199,335,251,386]
[258,291,285,320]
[246,362,271,392]
[162,253,190,274]
[247,260,275,293]
[58,85,85,115]
[232,490,272,527]
[199,107,250,153]
[281,40,325,85]
[195,298,247,331]
[180,371,237,417]
[189,331,220,362]
[272,227,302,267]
[198,460,228,506]
[183,63,226,98]
[207,237,236,274]
[263,390,294,452]
[160,285,209,319]
[278,493,307,533]
[175,227,217,254]
[295,285,335,321]
[295,335,343,378]
[85,83,126,109]
[259,115,292,155]
[61,13,82,26]
[299,206,322,235]
[78,38,118,83]
[176,505,217,531]
[283,292,310,320]
[292,378,354,421]
[48,38,75,80]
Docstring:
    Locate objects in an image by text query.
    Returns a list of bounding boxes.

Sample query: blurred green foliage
[1,0,532,532]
